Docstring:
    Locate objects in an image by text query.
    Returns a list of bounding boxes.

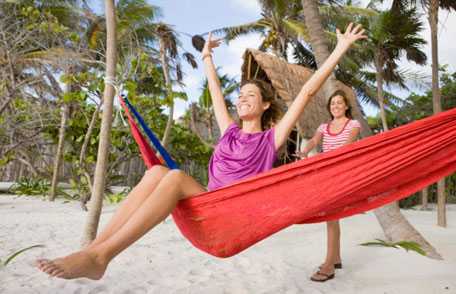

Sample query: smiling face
[236,83,270,121]
[329,95,349,119]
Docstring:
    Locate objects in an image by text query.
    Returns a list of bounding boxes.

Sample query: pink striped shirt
[317,119,361,152]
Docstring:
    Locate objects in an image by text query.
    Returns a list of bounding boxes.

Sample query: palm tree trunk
[208,111,214,141]
[49,103,69,201]
[159,39,173,149]
[301,0,338,94]
[0,51,16,116]
[429,0,446,228]
[0,93,15,116]
[78,103,101,209]
[300,0,371,138]
[300,0,441,259]
[279,36,288,60]
[81,0,117,246]
[79,102,102,166]
[421,187,429,210]
[374,203,441,259]
[374,56,389,131]
[189,104,214,148]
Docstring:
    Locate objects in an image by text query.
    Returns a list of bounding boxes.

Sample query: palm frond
[282,19,310,40]
[182,52,197,69]
[292,41,317,69]
[212,20,267,42]
[2,245,45,267]
[360,238,426,256]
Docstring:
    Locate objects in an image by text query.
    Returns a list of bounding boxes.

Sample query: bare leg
[86,165,170,249]
[311,220,341,281]
[36,170,205,280]
[324,220,341,265]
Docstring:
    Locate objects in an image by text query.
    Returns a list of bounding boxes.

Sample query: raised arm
[274,23,366,150]
[202,33,234,135]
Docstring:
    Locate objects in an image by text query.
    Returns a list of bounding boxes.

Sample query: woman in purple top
[36,24,366,280]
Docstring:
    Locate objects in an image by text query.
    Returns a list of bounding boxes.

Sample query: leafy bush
[10,178,51,196]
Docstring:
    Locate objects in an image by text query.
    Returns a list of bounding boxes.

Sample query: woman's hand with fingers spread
[202,32,222,60]
[336,23,367,50]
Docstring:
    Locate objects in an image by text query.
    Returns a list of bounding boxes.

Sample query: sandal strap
[315,271,333,278]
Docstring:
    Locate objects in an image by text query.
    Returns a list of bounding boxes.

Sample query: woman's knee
[164,170,205,198]
[163,169,186,181]
[142,165,170,182]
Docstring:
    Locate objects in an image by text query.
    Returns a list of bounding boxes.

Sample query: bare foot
[36,251,107,280]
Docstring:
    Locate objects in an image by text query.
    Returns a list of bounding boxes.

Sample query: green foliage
[0,152,15,167]
[11,178,51,196]
[106,188,131,204]
[360,239,426,256]
[10,178,73,199]
[212,0,304,58]
[169,124,212,185]
[1,245,45,267]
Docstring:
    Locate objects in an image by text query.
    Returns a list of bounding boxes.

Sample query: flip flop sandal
[310,271,335,282]
[318,263,343,270]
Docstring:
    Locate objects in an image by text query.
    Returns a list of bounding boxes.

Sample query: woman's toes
[42,262,58,274]
[50,268,64,277]
[36,259,49,269]
[55,272,66,279]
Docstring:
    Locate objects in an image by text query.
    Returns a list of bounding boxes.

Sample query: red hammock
[124,103,456,258]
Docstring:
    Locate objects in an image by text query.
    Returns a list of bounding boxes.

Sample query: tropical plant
[212,0,308,59]
[1,245,45,267]
[11,178,51,196]
[360,239,426,256]
[81,0,118,246]
[359,8,427,131]
[388,0,456,226]
[186,70,238,145]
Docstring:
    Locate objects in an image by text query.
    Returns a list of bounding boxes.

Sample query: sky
[99,0,456,118]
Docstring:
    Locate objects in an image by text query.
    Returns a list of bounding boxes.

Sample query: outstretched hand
[336,23,367,49]
[202,32,222,57]
[294,151,308,160]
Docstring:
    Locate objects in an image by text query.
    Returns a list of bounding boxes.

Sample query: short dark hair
[326,90,352,119]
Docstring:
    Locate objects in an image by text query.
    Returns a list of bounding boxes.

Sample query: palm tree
[47,1,85,201]
[363,8,427,131]
[0,1,84,198]
[213,0,307,59]
[155,23,197,149]
[189,70,238,145]
[389,0,456,226]
[221,0,412,122]
[300,0,441,259]
[81,0,117,246]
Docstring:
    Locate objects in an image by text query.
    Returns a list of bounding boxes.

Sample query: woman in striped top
[298,90,361,282]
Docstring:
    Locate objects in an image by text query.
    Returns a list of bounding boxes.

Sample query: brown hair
[326,90,353,119]
[240,79,283,130]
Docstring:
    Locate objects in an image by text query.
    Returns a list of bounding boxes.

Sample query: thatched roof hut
[241,48,366,138]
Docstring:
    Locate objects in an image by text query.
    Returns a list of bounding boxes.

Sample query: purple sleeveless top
[207,123,277,191]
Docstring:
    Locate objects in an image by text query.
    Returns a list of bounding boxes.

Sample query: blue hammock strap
[123,95,179,170]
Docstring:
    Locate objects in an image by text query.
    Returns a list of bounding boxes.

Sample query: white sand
[1,195,455,294]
